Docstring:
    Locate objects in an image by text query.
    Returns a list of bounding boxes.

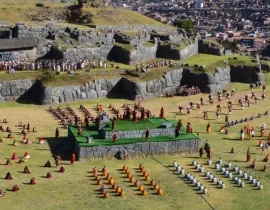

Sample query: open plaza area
[0,81,269,210]
[1,0,270,209]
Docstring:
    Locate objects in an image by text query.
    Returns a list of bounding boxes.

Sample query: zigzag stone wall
[77,138,200,159]
[0,65,265,104]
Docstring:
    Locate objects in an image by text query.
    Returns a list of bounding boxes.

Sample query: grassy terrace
[1,54,269,86]
[113,43,135,51]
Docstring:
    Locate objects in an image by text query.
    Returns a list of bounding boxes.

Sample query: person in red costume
[71,153,76,164]
[60,166,65,173]
[113,131,118,143]
[30,177,37,185]
[160,107,164,118]
[24,166,30,174]
[133,110,137,122]
[47,171,52,178]
[141,108,145,120]
[12,185,19,192]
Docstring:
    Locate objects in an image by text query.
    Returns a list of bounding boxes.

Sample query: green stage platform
[68,118,198,147]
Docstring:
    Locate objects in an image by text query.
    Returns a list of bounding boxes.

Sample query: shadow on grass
[44,136,74,161]
[96,196,105,199]
[222,138,239,141]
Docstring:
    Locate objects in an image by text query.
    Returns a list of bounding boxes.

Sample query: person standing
[175,127,180,139]
[55,127,59,138]
[71,153,75,164]
[113,130,118,143]
[145,128,150,142]
[206,123,211,133]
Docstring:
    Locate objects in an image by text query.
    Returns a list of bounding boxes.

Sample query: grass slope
[0,1,165,27]
[83,7,165,26]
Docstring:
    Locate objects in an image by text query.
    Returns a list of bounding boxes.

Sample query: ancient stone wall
[139,69,182,99]
[62,45,114,61]
[95,25,177,33]
[129,43,157,65]
[181,67,231,93]
[108,43,158,65]
[77,139,200,159]
[41,78,121,105]
[13,23,115,59]
[12,48,37,61]
[156,45,181,60]
[179,38,199,59]
[156,36,199,60]
[0,79,36,102]
[198,40,224,56]
[103,128,175,140]
[0,65,265,104]
[230,65,264,83]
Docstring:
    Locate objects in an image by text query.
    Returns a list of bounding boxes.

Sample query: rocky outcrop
[77,139,200,159]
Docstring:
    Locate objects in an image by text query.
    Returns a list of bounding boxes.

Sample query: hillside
[0,0,165,27]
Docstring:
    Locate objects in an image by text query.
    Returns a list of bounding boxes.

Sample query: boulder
[87,89,97,99]
[63,89,73,102]
[97,90,108,97]
[41,86,52,105]
[164,73,173,87]
[205,84,216,93]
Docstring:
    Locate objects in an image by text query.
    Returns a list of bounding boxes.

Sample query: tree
[173,20,195,31]
[222,39,239,53]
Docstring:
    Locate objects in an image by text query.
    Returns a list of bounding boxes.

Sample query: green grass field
[0,82,270,209]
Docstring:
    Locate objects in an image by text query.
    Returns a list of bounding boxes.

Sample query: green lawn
[182,54,256,73]
[0,87,270,209]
